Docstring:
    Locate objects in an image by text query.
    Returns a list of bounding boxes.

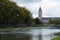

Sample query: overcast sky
[12,0,60,18]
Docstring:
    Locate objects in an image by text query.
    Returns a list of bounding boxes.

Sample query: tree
[16,7,34,24]
[49,19,60,24]
[49,19,55,24]
[34,17,42,24]
[0,0,34,27]
[0,0,18,27]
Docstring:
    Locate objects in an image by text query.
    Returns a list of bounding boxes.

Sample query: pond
[0,28,60,40]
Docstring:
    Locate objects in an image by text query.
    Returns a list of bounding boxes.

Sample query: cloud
[51,0,60,2]
[17,2,41,18]
[40,0,60,17]
[12,0,60,18]
[11,0,42,18]
[12,0,42,4]
[46,5,60,17]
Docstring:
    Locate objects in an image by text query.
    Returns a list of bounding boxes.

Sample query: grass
[51,36,60,40]
[51,32,60,40]
[54,32,60,36]
[0,25,45,30]
[0,28,15,31]
[32,24,45,27]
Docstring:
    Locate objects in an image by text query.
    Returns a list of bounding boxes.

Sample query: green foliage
[51,32,60,40]
[0,0,33,27]
[51,36,60,40]
[49,19,60,24]
[54,32,60,36]
[34,17,42,24]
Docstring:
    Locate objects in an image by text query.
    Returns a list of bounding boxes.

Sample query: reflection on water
[0,28,60,40]
[0,33,32,40]
[42,29,60,40]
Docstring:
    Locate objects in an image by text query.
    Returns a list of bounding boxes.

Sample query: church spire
[39,7,42,12]
[38,7,42,20]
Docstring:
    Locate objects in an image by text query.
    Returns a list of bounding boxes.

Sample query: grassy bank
[54,32,60,36]
[31,24,45,27]
[0,25,46,31]
[0,28,15,31]
[51,36,60,40]
[51,32,60,40]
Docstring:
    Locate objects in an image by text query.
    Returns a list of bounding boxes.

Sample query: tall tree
[0,0,33,27]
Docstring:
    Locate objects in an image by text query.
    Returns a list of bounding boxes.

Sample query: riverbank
[0,27,40,31]
[0,25,45,31]
[1,24,59,30]
[51,36,60,40]
[0,28,15,31]
[51,32,60,40]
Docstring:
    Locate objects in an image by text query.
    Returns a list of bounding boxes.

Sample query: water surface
[0,28,60,40]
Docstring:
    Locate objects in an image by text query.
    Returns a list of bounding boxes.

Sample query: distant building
[38,7,60,24]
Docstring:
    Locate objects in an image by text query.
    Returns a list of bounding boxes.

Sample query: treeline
[0,0,34,27]
[49,19,60,24]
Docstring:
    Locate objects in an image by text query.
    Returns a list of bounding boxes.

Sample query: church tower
[38,7,42,20]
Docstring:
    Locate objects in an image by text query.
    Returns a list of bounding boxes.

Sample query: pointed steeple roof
[39,7,42,12]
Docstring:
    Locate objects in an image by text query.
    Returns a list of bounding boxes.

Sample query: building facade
[38,7,60,24]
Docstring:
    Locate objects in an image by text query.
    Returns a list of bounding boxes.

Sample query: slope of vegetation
[51,36,60,40]
[51,32,60,40]
[0,0,34,28]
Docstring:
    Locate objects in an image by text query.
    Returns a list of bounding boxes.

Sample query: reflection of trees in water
[0,33,32,40]
[16,33,32,40]
[0,34,16,40]
[31,34,42,40]
[38,35,42,40]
